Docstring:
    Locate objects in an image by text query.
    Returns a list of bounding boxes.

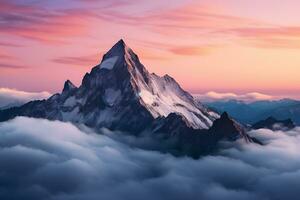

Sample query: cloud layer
[0,88,51,109]
[0,117,300,200]
[194,91,275,102]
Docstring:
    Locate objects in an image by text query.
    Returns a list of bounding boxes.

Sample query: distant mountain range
[201,99,300,125]
[0,40,257,158]
[252,117,295,131]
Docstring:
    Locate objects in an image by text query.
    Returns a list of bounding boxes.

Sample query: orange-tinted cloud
[3,0,299,49]
[0,49,13,59]
[0,0,35,12]
[195,91,275,102]
[169,45,216,56]
[0,1,94,44]
[52,54,100,67]
[151,4,259,29]
[0,42,23,47]
[100,2,300,49]
[1,0,300,96]
[0,63,27,69]
[228,26,300,48]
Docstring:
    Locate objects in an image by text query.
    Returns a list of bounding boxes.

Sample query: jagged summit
[62,80,76,93]
[101,39,138,64]
[91,39,150,86]
[103,39,127,58]
[116,38,125,45]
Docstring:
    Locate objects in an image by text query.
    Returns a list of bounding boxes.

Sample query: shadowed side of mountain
[150,112,260,158]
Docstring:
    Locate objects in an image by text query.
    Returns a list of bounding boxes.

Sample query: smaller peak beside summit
[220,112,229,119]
[62,80,76,93]
[210,112,253,142]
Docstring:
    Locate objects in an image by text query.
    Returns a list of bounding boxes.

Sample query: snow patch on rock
[137,74,216,129]
[100,56,119,70]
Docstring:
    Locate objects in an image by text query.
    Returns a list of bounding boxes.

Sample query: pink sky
[0,0,300,99]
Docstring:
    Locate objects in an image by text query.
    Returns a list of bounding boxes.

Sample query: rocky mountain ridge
[0,40,258,157]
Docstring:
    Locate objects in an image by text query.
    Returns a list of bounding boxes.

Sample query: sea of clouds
[0,88,51,109]
[0,117,300,200]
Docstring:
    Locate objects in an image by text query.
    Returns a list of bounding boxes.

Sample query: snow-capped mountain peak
[89,40,219,129]
[0,39,219,131]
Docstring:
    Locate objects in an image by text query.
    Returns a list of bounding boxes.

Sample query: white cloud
[0,88,51,109]
[194,91,275,102]
[0,117,300,200]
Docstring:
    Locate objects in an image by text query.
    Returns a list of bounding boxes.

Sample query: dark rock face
[209,112,253,142]
[62,80,76,93]
[150,112,258,158]
[152,113,195,136]
[252,117,296,131]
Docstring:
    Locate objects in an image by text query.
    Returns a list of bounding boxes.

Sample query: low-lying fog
[0,117,300,200]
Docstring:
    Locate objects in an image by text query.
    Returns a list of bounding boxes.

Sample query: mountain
[252,117,295,131]
[0,40,257,157]
[150,112,259,158]
[202,99,300,125]
[0,40,218,131]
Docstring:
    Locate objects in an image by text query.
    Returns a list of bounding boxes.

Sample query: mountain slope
[0,40,218,132]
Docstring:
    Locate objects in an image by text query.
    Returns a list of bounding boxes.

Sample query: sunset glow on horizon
[1,0,300,99]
